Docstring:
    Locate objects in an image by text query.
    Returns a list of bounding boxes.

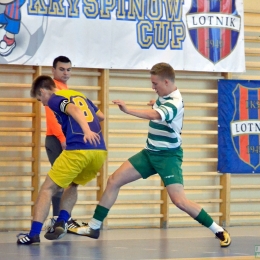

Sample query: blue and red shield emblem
[186,0,241,64]
[231,84,260,170]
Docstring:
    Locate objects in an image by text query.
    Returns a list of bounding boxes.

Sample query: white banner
[0,0,245,72]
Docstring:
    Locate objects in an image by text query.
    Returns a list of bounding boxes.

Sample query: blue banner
[218,80,260,173]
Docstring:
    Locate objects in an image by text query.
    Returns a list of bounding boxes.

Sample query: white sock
[88,218,102,230]
[209,222,224,234]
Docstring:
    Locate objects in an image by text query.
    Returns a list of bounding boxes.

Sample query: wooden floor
[1,226,259,260]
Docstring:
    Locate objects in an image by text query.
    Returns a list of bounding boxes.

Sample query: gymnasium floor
[0,226,259,260]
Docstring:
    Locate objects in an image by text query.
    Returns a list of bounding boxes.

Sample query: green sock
[93,205,109,222]
[194,208,214,228]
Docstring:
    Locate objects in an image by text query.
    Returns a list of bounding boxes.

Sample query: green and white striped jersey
[145,89,184,151]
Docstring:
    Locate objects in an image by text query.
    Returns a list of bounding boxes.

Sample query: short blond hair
[150,62,175,82]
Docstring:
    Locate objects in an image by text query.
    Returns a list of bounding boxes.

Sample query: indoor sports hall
[0,0,259,259]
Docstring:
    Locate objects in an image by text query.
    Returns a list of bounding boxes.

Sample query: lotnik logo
[186,0,241,64]
[230,84,260,170]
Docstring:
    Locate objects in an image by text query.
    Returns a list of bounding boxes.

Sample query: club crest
[231,84,260,170]
[186,0,241,64]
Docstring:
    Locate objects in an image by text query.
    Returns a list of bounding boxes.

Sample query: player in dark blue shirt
[48,89,106,151]
[17,75,107,245]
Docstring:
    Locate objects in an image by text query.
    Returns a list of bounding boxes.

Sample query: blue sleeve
[48,94,69,114]
[87,99,99,113]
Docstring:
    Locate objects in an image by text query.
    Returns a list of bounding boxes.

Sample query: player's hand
[147,99,156,106]
[112,99,128,113]
[83,131,100,146]
[60,141,66,150]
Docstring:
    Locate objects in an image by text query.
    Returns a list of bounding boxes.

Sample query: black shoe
[44,220,68,240]
[69,222,100,239]
[17,233,40,245]
[67,218,81,234]
[215,229,231,247]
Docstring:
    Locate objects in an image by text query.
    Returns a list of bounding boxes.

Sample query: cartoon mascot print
[0,0,25,56]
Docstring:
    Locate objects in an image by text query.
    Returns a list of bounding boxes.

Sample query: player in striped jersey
[71,62,231,248]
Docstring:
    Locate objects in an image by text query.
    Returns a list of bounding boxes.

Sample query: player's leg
[44,150,86,240]
[155,148,231,248]
[51,192,63,216]
[167,184,231,247]
[71,160,142,238]
[59,183,82,233]
[46,150,106,238]
[100,160,142,208]
[45,135,63,216]
[33,175,62,223]
[17,175,61,245]
[100,149,155,209]
[71,149,156,238]
[59,183,78,215]
[44,183,79,240]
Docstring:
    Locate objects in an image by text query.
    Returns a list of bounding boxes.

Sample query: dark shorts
[45,135,63,166]
[128,147,183,186]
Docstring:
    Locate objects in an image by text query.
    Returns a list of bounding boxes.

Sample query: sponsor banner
[0,0,245,72]
[218,80,260,174]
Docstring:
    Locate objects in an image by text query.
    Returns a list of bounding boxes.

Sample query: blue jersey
[48,89,106,151]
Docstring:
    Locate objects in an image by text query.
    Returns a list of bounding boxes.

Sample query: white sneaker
[69,223,100,239]
[0,40,16,56]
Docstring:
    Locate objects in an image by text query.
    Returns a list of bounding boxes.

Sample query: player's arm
[112,99,161,120]
[96,110,104,122]
[65,103,100,146]
[54,128,66,149]
[87,98,104,122]
[147,99,156,106]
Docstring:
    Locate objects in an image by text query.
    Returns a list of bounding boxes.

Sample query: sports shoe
[67,218,81,234]
[44,220,68,240]
[0,39,16,56]
[17,233,40,245]
[69,223,100,239]
[43,216,57,231]
[215,229,231,247]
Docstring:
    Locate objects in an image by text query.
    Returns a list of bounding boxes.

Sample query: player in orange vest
[45,56,80,233]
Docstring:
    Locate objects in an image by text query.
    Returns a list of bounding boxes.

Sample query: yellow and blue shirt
[48,89,106,151]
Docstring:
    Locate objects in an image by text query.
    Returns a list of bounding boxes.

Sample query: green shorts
[48,150,107,188]
[128,147,183,186]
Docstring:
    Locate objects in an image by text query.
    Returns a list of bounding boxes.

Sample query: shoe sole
[32,242,40,245]
[68,228,99,239]
[74,233,99,239]
[221,231,231,248]
[74,232,99,239]
[17,242,40,246]
[221,240,231,247]
[44,227,67,240]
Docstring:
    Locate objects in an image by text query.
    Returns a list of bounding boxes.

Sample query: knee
[106,174,121,189]
[171,198,187,211]
[40,182,61,197]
